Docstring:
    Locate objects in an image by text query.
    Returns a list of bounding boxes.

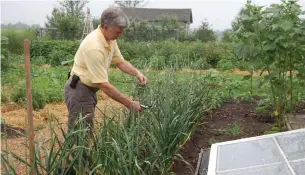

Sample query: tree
[45,0,89,40]
[221,29,233,43]
[194,20,217,42]
[232,0,305,128]
[231,7,247,32]
[92,17,100,29]
[114,0,148,7]
[157,14,180,31]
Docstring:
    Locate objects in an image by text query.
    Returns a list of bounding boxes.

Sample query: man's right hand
[127,101,142,112]
[100,82,142,112]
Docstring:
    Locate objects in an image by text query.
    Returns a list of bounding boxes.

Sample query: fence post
[24,39,36,175]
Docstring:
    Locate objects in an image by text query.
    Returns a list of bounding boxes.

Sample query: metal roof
[121,7,193,23]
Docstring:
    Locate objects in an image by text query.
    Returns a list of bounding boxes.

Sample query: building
[120,7,193,32]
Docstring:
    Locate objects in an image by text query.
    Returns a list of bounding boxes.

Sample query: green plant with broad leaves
[232,0,305,128]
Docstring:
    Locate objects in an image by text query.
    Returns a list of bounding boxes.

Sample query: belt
[68,73,99,93]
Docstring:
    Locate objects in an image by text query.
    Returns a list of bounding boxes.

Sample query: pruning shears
[136,83,153,110]
[140,104,152,110]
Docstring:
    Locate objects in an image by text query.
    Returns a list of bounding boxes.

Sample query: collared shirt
[71,25,124,88]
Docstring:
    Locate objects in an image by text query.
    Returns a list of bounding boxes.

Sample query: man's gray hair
[100,7,130,28]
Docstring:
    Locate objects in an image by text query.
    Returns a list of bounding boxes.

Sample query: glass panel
[217,163,292,175]
[217,138,284,171]
[276,132,305,160]
[290,160,305,175]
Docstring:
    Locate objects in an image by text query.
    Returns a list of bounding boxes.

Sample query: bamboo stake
[24,39,36,175]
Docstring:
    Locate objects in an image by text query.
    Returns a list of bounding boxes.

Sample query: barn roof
[121,7,193,23]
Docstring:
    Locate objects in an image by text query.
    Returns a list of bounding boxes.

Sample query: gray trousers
[64,77,99,130]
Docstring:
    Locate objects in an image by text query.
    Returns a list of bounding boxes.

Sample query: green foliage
[217,59,234,71]
[1,28,37,54]
[230,122,241,136]
[114,0,148,7]
[264,125,281,134]
[232,0,305,127]
[149,55,166,69]
[12,84,47,110]
[31,39,235,68]
[203,41,236,67]
[2,71,225,175]
[121,14,189,42]
[8,64,68,109]
[193,20,217,42]
[1,92,9,104]
[221,29,234,43]
[45,0,89,40]
[30,40,79,66]
[92,17,100,29]
[190,58,211,70]
[1,22,40,30]
[1,48,10,72]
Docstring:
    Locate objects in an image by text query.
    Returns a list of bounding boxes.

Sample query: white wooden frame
[207,128,305,175]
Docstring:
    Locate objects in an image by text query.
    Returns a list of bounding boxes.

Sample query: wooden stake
[24,39,36,175]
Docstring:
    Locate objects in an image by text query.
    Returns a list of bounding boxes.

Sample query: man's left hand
[136,72,148,85]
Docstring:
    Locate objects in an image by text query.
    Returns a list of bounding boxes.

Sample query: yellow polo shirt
[71,26,124,88]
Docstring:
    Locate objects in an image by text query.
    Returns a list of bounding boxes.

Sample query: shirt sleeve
[84,49,109,83]
[111,40,125,65]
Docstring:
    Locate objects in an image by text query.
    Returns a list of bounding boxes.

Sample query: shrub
[217,59,234,71]
[190,58,211,70]
[1,48,11,72]
[1,28,37,54]
[12,85,46,110]
[30,40,236,69]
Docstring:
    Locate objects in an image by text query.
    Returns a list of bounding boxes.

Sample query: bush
[10,66,67,110]
[203,41,236,67]
[31,56,48,65]
[31,40,236,69]
[1,28,37,54]
[12,85,46,110]
[190,58,211,70]
[217,59,234,71]
[1,48,11,72]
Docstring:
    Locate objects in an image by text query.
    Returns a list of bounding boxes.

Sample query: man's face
[103,25,124,40]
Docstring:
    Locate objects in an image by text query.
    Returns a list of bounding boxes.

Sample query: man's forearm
[116,60,140,76]
[100,82,131,107]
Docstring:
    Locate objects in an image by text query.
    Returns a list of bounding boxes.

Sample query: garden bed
[171,97,275,175]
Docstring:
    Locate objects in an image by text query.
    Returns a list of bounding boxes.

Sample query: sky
[1,0,305,31]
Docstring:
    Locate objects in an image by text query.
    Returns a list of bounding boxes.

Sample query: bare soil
[171,97,276,175]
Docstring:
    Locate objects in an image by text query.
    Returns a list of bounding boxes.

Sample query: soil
[1,124,26,138]
[171,97,276,175]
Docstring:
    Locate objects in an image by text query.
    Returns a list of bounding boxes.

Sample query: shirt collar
[97,25,112,48]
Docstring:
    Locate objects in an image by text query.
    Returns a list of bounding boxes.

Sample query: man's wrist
[135,70,142,77]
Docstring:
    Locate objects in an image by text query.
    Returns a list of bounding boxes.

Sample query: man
[64,7,148,130]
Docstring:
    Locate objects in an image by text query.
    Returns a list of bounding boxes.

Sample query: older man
[64,7,148,130]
